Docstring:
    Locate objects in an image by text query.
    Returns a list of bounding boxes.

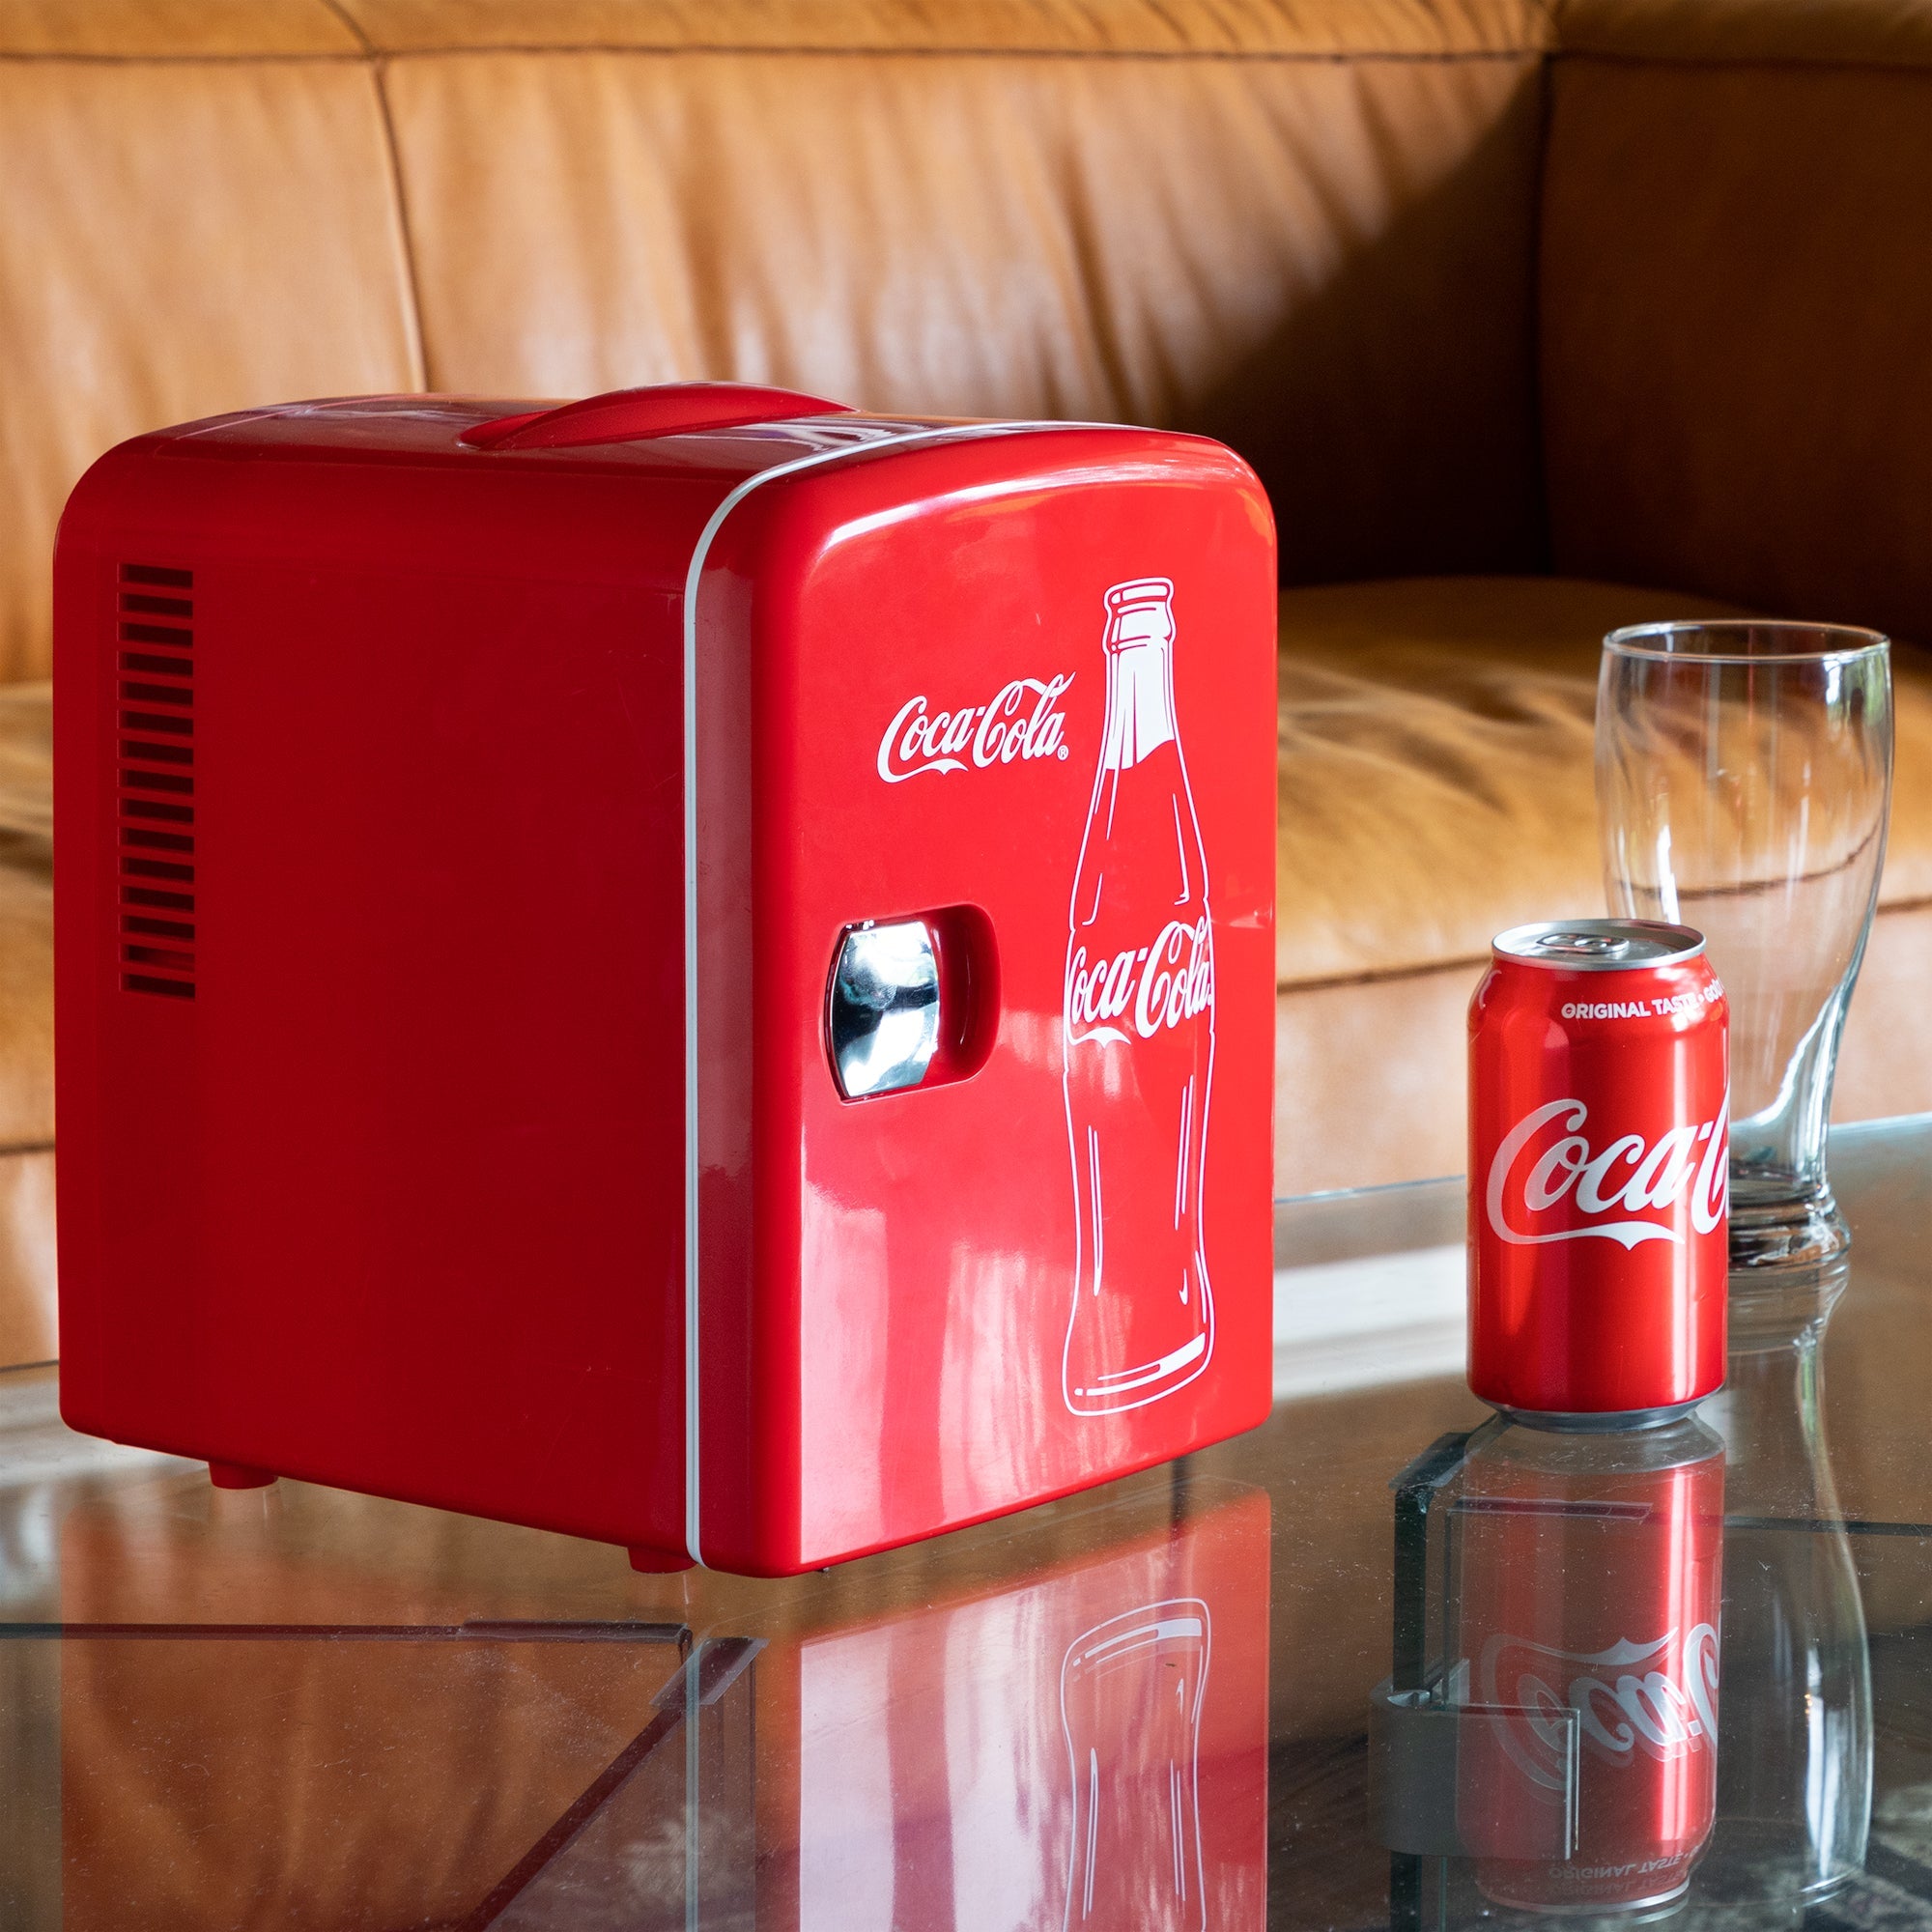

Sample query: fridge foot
[627,1545,695,1574]
[208,1461,276,1490]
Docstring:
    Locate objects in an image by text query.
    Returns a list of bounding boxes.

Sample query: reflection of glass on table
[1701,1259,1872,1908]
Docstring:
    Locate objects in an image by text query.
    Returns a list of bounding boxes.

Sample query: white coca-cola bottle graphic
[1063,579,1215,1414]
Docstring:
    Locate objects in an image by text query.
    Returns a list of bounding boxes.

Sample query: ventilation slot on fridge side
[116,565,196,999]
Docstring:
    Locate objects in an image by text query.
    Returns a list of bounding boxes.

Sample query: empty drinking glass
[1597,623,1892,1269]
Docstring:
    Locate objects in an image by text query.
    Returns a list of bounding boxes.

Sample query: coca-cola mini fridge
[53,384,1278,1576]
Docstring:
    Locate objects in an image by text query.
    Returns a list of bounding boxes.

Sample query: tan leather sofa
[6,0,1932,1365]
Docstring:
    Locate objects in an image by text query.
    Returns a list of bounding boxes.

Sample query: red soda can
[1469,920,1728,1418]
[1454,1415,1725,1915]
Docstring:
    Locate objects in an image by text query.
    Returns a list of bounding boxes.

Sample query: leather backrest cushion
[1541,50,1932,646]
[338,0,1547,57]
[0,0,357,55]
[1551,0,1932,69]
[0,5,1554,680]
[0,56,421,681]
[385,44,1548,588]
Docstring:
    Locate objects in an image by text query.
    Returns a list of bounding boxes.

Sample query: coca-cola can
[1469,920,1728,1419]
[1454,1415,1725,1915]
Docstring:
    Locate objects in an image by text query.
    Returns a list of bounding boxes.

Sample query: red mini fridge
[53,384,1278,1576]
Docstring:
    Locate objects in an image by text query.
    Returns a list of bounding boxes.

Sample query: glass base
[1727,1182,1850,1271]
[1694,1821,1863,1912]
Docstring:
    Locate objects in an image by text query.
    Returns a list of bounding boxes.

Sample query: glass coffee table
[4,1118,1931,1928]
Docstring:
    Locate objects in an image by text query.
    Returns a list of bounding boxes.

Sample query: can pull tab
[1533,931,1633,960]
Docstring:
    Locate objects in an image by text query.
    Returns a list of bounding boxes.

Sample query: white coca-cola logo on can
[876,675,1073,783]
[1486,1094,1729,1251]
[1065,918,1213,1047]
[1477,1624,1720,1790]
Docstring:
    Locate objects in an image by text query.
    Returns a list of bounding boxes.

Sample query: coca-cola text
[1486,1094,1729,1251]
[877,674,1073,783]
[1065,918,1212,1046]
[1479,1625,1721,1790]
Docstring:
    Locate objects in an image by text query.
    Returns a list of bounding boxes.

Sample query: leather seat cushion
[1277,576,1932,988]
[0,683,50,1151]
[0,680,55,1366]
[10,578,1932,1340]
[17,577,1932,1128]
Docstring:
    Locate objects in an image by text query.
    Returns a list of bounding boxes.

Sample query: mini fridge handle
[461,383,853,451]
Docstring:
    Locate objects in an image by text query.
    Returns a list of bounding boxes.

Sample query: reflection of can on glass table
[1060,1598,1211,1928]
[1453,1415,1725,1916]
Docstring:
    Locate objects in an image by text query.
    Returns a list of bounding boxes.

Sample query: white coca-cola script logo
[1065,918,1212,1047]
[1487,1094,1729,1251]
[1478,1624,1720,1790]
[877,675,1073,783]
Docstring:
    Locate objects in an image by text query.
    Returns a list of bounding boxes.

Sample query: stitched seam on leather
[0,45,1550,66]
[1525,50,1556,573]
[315,0,373,55]
[0,51,372,64]
[357,45,1549,64]
[369,56,433,391]
[307,0,434,392]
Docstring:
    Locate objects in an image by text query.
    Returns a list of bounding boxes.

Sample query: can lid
[1492,918,1706,970]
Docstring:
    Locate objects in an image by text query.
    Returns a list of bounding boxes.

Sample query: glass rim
[1603,618,1889,666]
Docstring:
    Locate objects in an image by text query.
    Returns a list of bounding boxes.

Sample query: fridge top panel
[124,387,962,483]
